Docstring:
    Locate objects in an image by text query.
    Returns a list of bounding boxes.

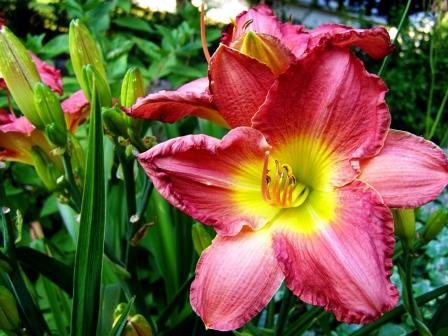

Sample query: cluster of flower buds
[112,303,153,336]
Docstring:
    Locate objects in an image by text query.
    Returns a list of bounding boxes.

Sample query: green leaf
[113,17,153,33]
[70,77,106,336]
[41,34,70,58]
[109,297,135,336]
[16,247,73,295]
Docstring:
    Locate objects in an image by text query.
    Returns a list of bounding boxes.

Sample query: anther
[242,19,254,31]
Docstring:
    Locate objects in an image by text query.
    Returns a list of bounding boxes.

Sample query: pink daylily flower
[0,108,52,164]
[61,90,90,132]
[129,5,392,127]
[138,44,448,330]
[30,53,63,95]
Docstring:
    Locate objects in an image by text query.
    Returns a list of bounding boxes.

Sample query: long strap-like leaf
[70,77,106,336]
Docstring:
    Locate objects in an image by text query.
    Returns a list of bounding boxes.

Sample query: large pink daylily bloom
[0,108,53,164]
[130,5,393,128]
[139,45,448,330]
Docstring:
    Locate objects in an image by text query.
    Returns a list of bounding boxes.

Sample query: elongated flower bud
[30,146,61,190]
[121,67,145,108]
[34,83,66,130]
[69,20,111,106]
[192,222,212,255]
[82,64,112,107]
[422,208,447,243]
[0,26,43,128]
[129,314,153,336]
[46,123,67,148]
[103,106,129,138]
[392,208,416,249]
[0,285,20,331]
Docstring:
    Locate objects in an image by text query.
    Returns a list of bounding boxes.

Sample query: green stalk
[425,34,436,136]
[265,299,275,328]
[399,250,432,335]
[274,287,294,336]
[351,285,448,336]
[62,152,82,212]
[428,86,448,140]
[157,273,194,326]
[285,306,325,336]
[378,0,412,77]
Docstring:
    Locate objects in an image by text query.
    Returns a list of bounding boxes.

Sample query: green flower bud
[30,146,61,190]
[102,106,129,138]
[0,285,20,331]
[69,20,111,106]
[0,27,43,128]
[129,314,153,336]
[192,222,212,256]
[34,82,67,131]
[82,64,112,107]
[392,208,416,249]
[422,208,448,243]
[121,67,145,108]
[46,123,67,148]
[67,133,85,184]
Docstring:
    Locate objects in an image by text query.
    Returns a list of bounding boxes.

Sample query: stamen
[261,154,309,208]
[261,151,271,200]
[200,2,211,64]
[271,160,280,202]
[242,19,254,31]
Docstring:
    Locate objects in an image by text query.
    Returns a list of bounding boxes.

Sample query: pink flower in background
[129,5,393,128]
[61,90,90,132]
[30,53,63,95]
[138,42,448,330]
[0,108,52,164]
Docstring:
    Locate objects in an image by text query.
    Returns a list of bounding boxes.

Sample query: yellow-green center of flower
[261,151,310,208]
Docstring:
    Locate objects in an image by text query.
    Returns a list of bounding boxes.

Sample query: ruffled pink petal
[0,110,34,135]
[359,130,448,208]
[191,229,283,331]
[210,44,275,128]
[31,54,63,95]
[272,180,398,323]
[253,48,390,186]
[307,24,393,59]
[138,127,278,236]
[61,90,90,132]
[130,77,228,127]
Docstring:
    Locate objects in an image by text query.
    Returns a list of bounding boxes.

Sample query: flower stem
[62,152,81,212]
[398,248,432,335]
[425,34,436,136]
[428,86,448,140]
[378,0,412,77]
[274,287,294,336]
